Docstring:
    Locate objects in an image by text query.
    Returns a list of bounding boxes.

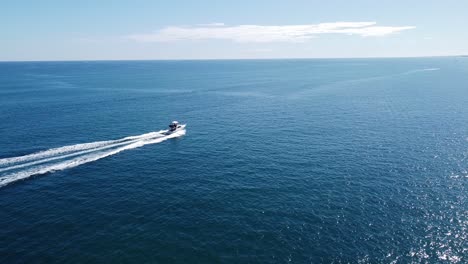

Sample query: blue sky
[1,0,467,61]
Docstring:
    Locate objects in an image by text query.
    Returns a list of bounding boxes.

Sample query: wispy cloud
[126,22,415,43]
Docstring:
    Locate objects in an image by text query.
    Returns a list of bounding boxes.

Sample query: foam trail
[0,135,160,173]
[0,130,184,188]
[0,131,164,166]
[404,68,440,75]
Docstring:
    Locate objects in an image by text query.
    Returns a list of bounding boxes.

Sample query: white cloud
[126,22,415,43]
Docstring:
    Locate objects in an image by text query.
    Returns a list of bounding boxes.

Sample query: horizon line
[0,54,466,63]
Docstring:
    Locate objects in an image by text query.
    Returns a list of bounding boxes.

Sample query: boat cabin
[169,121,179,131]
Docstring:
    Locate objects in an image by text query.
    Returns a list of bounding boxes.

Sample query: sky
[1,0,468,61]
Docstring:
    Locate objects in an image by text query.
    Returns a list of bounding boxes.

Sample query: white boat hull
[163,124,186,135]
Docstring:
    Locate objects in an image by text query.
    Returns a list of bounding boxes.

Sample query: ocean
[0,58,466,263]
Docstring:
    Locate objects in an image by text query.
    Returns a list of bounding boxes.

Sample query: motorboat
[164,121,186,135]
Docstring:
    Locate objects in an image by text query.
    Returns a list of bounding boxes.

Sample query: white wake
[0,129,185,188]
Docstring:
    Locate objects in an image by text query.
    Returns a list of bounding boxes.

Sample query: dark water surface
[0,58,467,263]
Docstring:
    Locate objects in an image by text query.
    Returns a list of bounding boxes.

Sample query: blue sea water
[0,58,467,263]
